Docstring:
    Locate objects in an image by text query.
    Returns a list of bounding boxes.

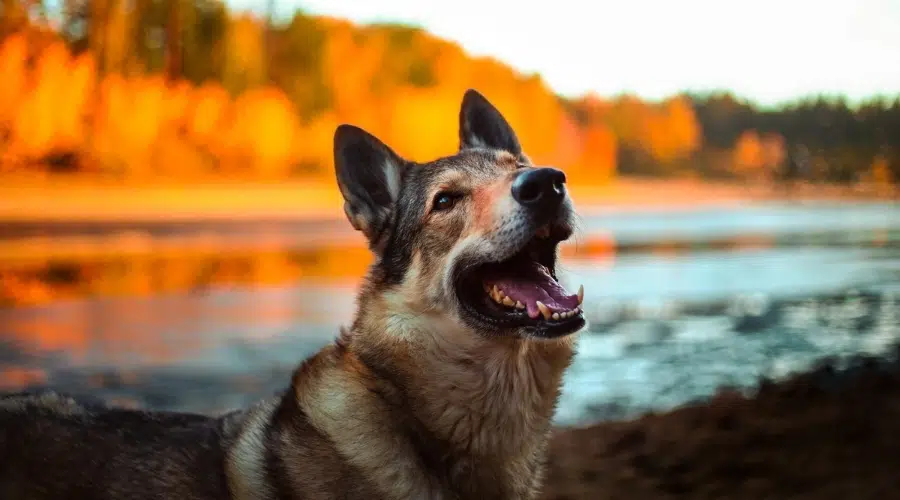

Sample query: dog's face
[334,90,585,339]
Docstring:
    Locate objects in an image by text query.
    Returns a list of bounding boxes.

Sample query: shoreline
[0,177,895,225]
[542,350,900,499]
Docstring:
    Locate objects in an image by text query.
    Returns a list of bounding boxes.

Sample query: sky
[232,0,899,107]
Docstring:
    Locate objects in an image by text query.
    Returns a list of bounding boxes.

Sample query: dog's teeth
[552,312,560,320]
[491,285,501,303]
[536,301,552,320]
[562,311,571,319]
[502,296,515,307]
[577,285,584,305]
[515,301,525,310]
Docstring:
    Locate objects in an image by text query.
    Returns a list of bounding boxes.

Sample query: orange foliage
[0,15,656,185]
[0,33,27,135]
[868,155,893,186]
[602,95,701,163]
[184,83,232,151]
[8,40,96,162]
[646,97,702,162]
[92,74,168,174]
[386,86,460,162]
[223,87,300,177]
[732,130,786,181]
[577,124,618,183]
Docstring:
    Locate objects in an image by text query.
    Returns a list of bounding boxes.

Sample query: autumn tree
[0,0,897,188]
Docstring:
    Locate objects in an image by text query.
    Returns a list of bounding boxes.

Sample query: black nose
[511,167,567,211]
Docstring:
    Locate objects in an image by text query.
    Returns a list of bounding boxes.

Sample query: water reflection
[0,243,374,307]
[4,226,896,309]
[1,202,899,424]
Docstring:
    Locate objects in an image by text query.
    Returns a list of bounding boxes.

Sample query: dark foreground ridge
[542,347,900,499]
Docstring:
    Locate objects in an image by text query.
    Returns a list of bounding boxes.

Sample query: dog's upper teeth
[577,284,584,305]
[536,301,552,320]
[490,285,501,303]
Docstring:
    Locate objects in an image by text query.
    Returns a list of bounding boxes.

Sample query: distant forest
[0,0,897,186]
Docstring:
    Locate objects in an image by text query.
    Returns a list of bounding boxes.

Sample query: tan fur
[295,345,444,499]
[225,398,279,500]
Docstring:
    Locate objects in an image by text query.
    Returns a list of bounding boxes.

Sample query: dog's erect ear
[334,124,407,244]
[458,89,522,155]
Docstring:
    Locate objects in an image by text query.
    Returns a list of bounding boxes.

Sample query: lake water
[1,201,899,426]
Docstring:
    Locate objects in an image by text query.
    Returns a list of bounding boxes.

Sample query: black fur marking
[334,124,407,244]
[265,392,306,500]
[459,89,522,155]
[377,166,429,286]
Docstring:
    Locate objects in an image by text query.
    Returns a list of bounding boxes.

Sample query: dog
[0,89,587,499]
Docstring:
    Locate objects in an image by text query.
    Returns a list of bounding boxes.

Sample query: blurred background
[0,0,898,426]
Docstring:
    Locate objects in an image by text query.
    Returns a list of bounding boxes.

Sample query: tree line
[0,0,897,186]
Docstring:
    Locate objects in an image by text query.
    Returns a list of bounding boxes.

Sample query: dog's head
[335,89,585,340]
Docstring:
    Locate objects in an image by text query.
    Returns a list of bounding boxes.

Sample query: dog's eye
[432,192,461,212]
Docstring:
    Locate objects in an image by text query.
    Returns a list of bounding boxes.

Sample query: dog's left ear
[334,124,407,245]
[458,89,522,156]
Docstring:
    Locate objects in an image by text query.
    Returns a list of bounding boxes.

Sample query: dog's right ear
[334,124,407,245]
[458,89,522,156]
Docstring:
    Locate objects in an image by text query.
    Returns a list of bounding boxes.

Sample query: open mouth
[455,224,586,338]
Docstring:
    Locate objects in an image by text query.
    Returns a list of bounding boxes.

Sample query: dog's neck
[347,293,577,497]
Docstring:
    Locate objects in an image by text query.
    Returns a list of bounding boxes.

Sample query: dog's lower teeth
[502,296,515,307]
[515,301,525,310]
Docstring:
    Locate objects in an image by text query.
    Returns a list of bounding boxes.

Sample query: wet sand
[542,349,900,499]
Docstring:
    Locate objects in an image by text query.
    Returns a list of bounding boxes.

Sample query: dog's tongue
[485,262,580,319]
